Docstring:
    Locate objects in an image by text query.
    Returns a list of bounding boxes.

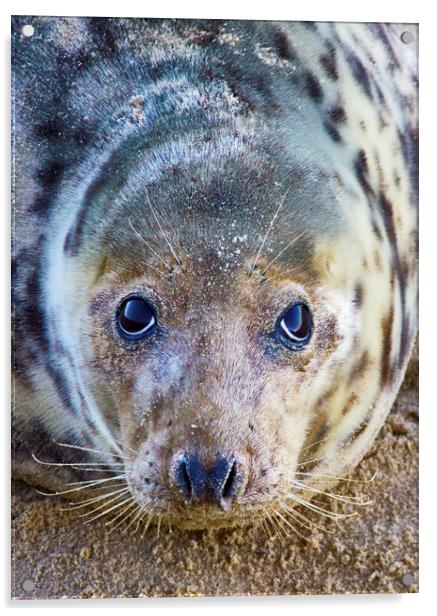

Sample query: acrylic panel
[11,16,418,599]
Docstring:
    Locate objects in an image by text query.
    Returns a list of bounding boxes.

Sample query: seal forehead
[67,134,355,289]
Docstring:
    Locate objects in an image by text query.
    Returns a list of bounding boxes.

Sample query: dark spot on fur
[378,192,398,254]
[201,67,213,80]
[374,250,382,271]
[398,125,419,197]
[272,30,296,61]
[190,29,218,47]
[314,421,329,447]
[372,219,383,241]
[353,284,364,308]
[341,393,359,416]
[35,118,64,141]
[350,418,369,441]
[89,18,118,55]
[305,72,323,103]
[375,24,401,72]
[35,161,65,189]
[323,120,342,143]
[348,351,370,385]
[329,104,346,124]
[354,149,375,198]
[319,48,338,80]
[374,83,387,107]
[348,53,372,99]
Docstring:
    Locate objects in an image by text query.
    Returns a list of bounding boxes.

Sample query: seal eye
[117,297,157,340]
[276,302,312,348]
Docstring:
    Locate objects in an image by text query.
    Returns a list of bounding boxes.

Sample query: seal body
[12,17,418,530]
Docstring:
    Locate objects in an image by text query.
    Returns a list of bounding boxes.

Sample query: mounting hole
[22,24,34,38]
[402,573,414,587]
[22,579,35,592]
[400,31,413,44]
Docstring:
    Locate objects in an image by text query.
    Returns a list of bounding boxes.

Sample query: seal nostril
[175,459,192,498]
[221,461,237,500]
[181,461,192,497]
[174,454,239,507]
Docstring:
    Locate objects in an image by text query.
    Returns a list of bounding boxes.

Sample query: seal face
[12,17,418,530]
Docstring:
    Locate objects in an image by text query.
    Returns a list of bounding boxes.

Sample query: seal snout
[174,453,241,510]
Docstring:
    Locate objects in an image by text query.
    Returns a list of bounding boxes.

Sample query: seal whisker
[69,481,129,495]
[262,267,300,284]
[61,486,129,511]
[263,505,289,542]
[286,492,358,520]
[251,185,291,271]
[155,515,162,539]
[261,507,279,541]
[269,510,288,542]
[134,508,150,536]
[78,488,130,518]
[110,503,142,535]
[82,494,134,524]
[259,516,271,540]
[140,511,155,539]
[295,470,378,484]
[272,506,309,541]
[70,467,126,473]
[35,474,128,497]
[145,187,183,266]
[292,480,372,506]
[300,436,330,452]
[32,453,124,469]
[128,219,173,272]
[260,231,305,276]
[295,455,325,468]
[66,474,127,486]
[281,501,334,535]
[122,502,148,535]
[106,500,138,533]
[53,441,126,461]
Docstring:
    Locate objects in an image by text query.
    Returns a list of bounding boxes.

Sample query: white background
[1,0,435,613]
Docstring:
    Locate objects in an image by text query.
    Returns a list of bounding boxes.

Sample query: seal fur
[12,17,418,530]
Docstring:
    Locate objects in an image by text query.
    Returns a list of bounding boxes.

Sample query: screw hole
[22,579,35,592]
[400,31,413,44]
[22,24,35,38]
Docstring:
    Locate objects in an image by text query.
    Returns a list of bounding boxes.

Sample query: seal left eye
[117,297,157,339]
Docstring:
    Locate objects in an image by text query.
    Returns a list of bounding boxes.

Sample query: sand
[11,347,418,600]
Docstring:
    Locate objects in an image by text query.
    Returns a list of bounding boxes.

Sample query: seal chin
[161,505,262,530]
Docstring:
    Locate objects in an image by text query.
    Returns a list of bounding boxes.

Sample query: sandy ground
[11,348,418,600]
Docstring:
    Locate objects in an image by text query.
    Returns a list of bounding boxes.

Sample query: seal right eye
[117,297,157,340]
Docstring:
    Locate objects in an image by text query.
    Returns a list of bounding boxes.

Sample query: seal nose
[174,454,238,509]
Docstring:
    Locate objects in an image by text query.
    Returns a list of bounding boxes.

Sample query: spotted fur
[12,17,418,529]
